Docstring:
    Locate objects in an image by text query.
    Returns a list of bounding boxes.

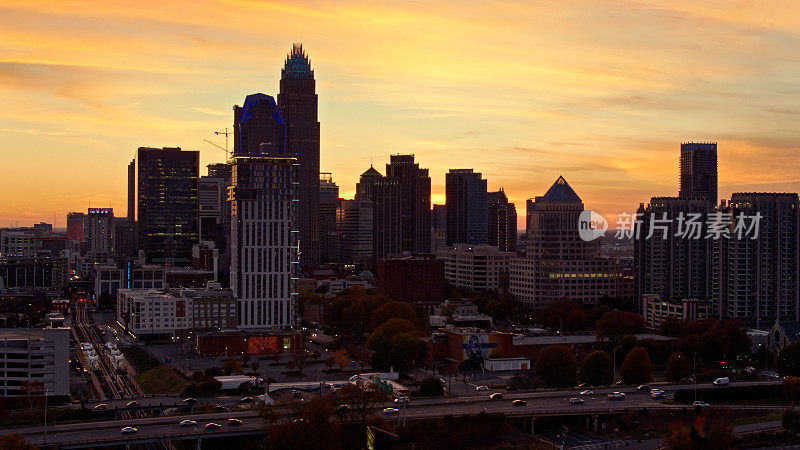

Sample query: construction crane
[203,127,232,161]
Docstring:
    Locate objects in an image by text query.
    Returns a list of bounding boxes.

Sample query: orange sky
[1,0,799,229]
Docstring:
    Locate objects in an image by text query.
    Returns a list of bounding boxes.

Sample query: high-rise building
[437,244,513,293]
[431,204,447,253]
[679,142,718,204]
[83,207,115,263]
[371,176,402,264]
[716,193,800,327]
[114,218,137,259]
[278,44,320,265]
[386,155,431,254]
[445,169,487,246]
[198,175,226,242]
[66,212,85,243]
[136,147,199,266]
[230,95,298,329]
[356,166,382,201]
[319,173,340,263]
[336,199,373,266]
[0,229,35,257]
[206,162,232,251]
[127,159,136,222]
[510,176,623,309]
[487,189,517,252]
[634,197,714,314]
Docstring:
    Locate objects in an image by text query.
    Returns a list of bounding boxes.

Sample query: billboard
[460,333,499,363]
[247,336,278,354]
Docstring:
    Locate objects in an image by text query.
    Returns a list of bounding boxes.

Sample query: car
[383,407,399,415]
[489,393,503,400]
[713,377,730,386]
[179,420,197,427]
[636,385,651,392]
[506,385,518,392]
[126,401,139,408]
[693,401,710,407]
[337,404,351,412]
[569,397,584,405]
[239,397,254,403]
[512,399,527,407]
[204,423,222,431]
[580,390,593,395]
[650,388,665,395]
[681,376,696,383]
[576,383,586,388]
[475,385,489,391]
[614,380,623,385]
[651,392,666,399]
[292,418,306,424]
[394,397,410,404]
[227,418,243,426]
[182,398,197,404]
[93,403,108,411]
[121,427,138,434]
[211,404,226,412]
[608,392,626,400]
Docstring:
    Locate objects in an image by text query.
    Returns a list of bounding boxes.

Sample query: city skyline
[3,1,800,228]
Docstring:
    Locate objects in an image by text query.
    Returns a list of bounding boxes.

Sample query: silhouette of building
[319,173,340,263]
[127,159,135,222]
[431,204,447,253]
[446,169,487,246]
[278,44,320,265]
[336,199,373,266]
[136,147,199,266]
[488,189,517,252]
[377,255,444,304]
[83,208,115,263]
[386,155,431,254]
[679,142,718,204]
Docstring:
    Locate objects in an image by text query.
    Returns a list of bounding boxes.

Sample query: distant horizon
[2,1,799,228]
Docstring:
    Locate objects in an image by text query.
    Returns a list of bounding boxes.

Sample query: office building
[487,189,517,252]
[643,295,711,329]
[377,255,445,304]
[0,229,35,257]
[510,177,623,309]
[0,327,70,396]
[386,155,431,254]
[0,256,68,291]
[356,165,382,201]
[445,169,487,246]
[371,175,402,263]
[136,147,199,266]
[336,199,373,266]
[127,159,136,222]
[634,197,714,313]
[679,142,718,204]
[83,207,115,263]
[437,244,512,293]
[431,204,447,253]
[716,193,800,327]
[278,43,321,265]
[198,175,226,242]
[319,173,340,263]
[93,262,165,299]
[114,218,137,259]
[66,212,86,244]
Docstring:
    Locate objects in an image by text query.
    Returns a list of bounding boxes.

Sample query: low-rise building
[436,244,512,293]
[93,262,166,301]
[769,320,800,353]
[643,295,711,329]
[377,255,444,303]
[194,330,303,357]
[0,327,70,397]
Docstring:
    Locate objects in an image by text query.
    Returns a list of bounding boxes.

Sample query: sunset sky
[1,0,799,229]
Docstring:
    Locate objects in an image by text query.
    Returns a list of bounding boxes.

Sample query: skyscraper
[234,94,286,157]
[431,204,447,253]
[278,44,320,265]
[385,155,431,254]
[487,189,517,252]
[336,199,373,266]
[127,159,135,222]
[230,94,298,329]
[445,169,487,246]
[679,142,718,204]
[371,176,402,264]
[83,208,115,263]
[319,173,339,263]
[356,166,382,201]
[198,175,226,242]
[136,147,199,266]
[716,193,800,327]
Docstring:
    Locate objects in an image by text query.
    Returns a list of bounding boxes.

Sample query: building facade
[487,189,517,252]
[643,295,711,329]
[679,142,718,204]
[436,244,512,293]
[83,208,115,263]
[446,169,487,246]
[377,255,445,303]
[385,155,431,254]
[319,173,339,263]
[336,199,373,266]
[0,327,70,397]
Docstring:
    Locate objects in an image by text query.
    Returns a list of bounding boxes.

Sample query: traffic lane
[24,416,263,446]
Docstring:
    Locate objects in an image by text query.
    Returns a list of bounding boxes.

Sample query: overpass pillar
[530,417,535,435]
[593,414,599,433]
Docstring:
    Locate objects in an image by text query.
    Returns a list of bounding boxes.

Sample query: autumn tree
[535,299,587,331]
[596,310,646,345]
[332,383,385,428]
[0,434,36,450]
[367,318,424,372]
[619,346,654,385]
[333,349,350,370]
[369,301,421,330]
[579,350,613,386]
[659,317,683,338]
[534,345,578,388]
[223,359,243,375]
[665,351,691,383]
[777,341,800,377]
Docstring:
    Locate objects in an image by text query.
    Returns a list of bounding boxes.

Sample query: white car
[179,420,197,427]
[650,388,665,395]
[713,377,730,386]
[608,392,626,400]
[580,390,593,395]
[693,401,710,407]
[383,407,399,415]
[394,397,410,404]
[121,427,138,434]
[569,397,584,405]
[475,385,489,391]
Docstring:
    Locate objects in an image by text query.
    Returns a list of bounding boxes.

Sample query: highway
[3,379,783,448]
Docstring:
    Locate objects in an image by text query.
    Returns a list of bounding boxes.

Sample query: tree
[579,350,612,386]
[223,359,243,375]
[777,341,800,377]
[323,356,335,372]
[250,360,260,374]
[370,301,421,330]
[596,310,646,345]
[535,299,587,331]
[619,347,654,385]
[659,317,683,338]
[534,345,578,388]
[267,396,342,450]
[333,383,385,428]
[182,373,221,398]
[418,378,445,397]
[369,330,424,372]
[333,349,349,370]
[0,434,36,450]
[665,351,691,383]
[292,351,311,373]
[784,376,800,410]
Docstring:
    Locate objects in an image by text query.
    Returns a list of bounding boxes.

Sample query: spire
[540,175,581,202]
[282,43,313,79]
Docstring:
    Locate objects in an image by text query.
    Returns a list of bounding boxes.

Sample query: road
[2,379,784,448]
